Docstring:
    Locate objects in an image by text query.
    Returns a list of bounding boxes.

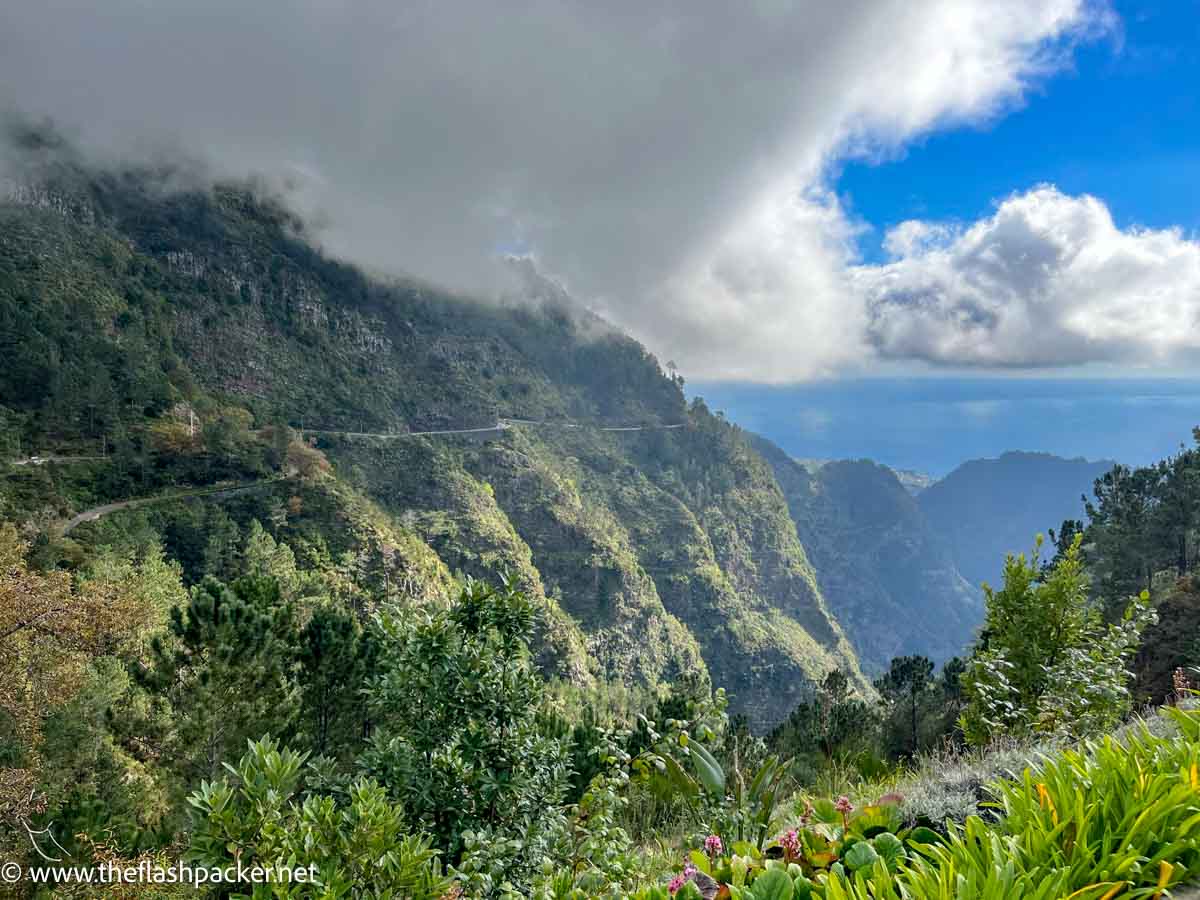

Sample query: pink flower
[704,834,724,857]
[779,829,800,858]
[835,795,854,815]
[668,863,698,895]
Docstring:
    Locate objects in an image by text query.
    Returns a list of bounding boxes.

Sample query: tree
[188,738,450,899]
[1036,591,1156,737]
[298,605,366,758]
[874,655,933,758]
[0,529,177,855]
[1150,449,1200,578]
[0,525,82,829]
[961,534,1155,745]
[143,576,300,782]
[241,519,305,600]
[768,669,874,769]
[1085,464,1159,603]
[359,576,570,892]
[1043,518,1084,578]
[286,438,332,481]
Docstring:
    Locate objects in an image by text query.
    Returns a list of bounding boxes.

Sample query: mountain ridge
[918,450,1117,590]
[0,146,865,726]
[750,436,983,672]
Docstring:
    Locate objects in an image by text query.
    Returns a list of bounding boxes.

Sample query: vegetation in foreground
[2,490,1194,899]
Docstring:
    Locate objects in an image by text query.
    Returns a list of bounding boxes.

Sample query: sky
[693,377,1200,476]
[838,0,1200,258]
[1,1,1198,407]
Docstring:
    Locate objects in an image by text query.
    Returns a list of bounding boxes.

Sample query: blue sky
[840,0,1200,263]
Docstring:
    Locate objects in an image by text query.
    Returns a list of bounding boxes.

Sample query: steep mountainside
[919,451,1114,591]
[0,140,863,727]
[752,437,982,672]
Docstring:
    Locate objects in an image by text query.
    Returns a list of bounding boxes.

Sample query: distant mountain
[752,437,983,673]
[918,451,1115,591]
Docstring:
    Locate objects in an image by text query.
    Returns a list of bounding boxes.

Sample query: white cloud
[859,187,1200,367]
[0,0,1115,381]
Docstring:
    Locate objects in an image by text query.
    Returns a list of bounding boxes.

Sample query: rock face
[752,437,984,673]
[0,160,867,727]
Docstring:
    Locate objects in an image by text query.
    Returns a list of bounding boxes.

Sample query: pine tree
[875,655,934,757]
[298,605,365,758]
[144,576,300,781]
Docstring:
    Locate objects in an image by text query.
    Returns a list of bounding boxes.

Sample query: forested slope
[0,137,864,725]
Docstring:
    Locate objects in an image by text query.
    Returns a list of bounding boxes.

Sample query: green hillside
[0,139,863,726]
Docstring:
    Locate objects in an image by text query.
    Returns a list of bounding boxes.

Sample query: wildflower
[704,834,724,857]
[835,795,854,830]
[668,862,698,895]
[779,828,800,859]
[1036,783,1058,825]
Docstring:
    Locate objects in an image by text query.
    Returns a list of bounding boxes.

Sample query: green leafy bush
[359,576,572,894]
[187,737,451,899]
[962,535,1156,745]
[657,704,1200,899]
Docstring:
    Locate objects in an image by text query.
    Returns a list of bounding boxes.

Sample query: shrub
[359,576,571,894]
[962,534,1155,745]
[657,704,1200,899]
[187,737,450,899]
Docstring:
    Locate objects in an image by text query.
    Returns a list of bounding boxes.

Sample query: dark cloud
[1,0,1109,379]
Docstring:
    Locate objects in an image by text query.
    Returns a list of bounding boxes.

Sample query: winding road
[61,480,277,535]
[296,418,687,439]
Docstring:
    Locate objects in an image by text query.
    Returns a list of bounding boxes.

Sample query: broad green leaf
[749,867,793,900]
[871,832,905,870]
[689,740,727,797]
[844,841,879,871]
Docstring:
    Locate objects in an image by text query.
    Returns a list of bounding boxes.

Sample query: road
[50,418,687,533]
[61,480,276,535]
[296,419,687,439]
[9,455,110,467]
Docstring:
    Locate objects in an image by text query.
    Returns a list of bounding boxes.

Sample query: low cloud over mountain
[6,0,1175,381]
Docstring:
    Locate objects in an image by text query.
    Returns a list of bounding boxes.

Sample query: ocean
[691,377,1200,477]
